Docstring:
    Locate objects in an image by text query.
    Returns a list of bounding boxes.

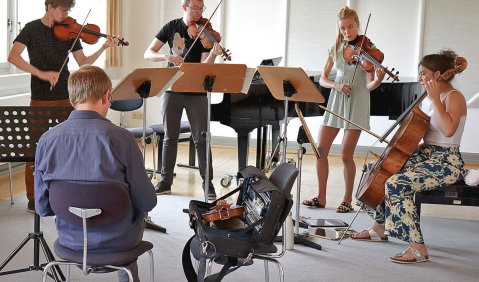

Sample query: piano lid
[252,57,283,82]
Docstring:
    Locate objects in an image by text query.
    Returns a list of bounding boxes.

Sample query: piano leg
[271,125,280,163]
[256,126,268,170]
[237,132,250,171]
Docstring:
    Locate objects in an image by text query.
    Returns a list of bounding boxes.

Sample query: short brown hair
[45,0,75,11]
[68,65,112,106]
[181,0,203,7]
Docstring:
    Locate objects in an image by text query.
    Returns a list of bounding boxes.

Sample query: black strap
[216,186,242,201]
[182,236,243,282]
[205,257,242,282]
[238,218,265,234]
[182,236,199,282]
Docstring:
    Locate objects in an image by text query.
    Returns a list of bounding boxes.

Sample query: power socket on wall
[132,111,143,119]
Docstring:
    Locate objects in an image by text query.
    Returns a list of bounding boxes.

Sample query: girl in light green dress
[302,6,385,213]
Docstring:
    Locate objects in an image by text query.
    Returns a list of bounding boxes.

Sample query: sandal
[389,247,429,264]
[350,228,388,242]
[336,201,354,213]
[302,197,325,208]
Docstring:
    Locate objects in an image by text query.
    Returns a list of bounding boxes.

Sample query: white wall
[2,0,478,157]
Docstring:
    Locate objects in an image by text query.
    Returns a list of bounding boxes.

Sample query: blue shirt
[34,110,157,252]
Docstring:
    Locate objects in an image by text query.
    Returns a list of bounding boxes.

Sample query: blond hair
[68,65,112,106]
[332,6,360,61]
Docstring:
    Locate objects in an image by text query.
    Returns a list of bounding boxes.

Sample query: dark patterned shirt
[14,19,82,101]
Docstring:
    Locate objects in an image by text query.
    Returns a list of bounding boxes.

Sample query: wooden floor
[1,143,478,220]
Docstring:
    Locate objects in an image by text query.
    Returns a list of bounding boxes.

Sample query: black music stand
[257,66,325,251]
[172,63,247,202]
[112,68,183,234]
[0,106,71,280]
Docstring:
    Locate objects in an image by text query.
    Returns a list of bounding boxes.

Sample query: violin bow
[349,13,371,85]
[182,0,224,61]
[50,9,91,92]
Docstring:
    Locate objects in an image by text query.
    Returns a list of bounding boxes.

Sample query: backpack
[182,165,296,282]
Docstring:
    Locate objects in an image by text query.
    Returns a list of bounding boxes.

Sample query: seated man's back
[34,65,157,253]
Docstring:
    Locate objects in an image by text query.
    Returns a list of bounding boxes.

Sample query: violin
[343,35,399,82]
[355,57,467,209]
[202,201,246,223]
[53,16,129,47]
[187,17,231,61]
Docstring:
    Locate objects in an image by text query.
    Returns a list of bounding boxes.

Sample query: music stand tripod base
[274,232,322,251]
[0,106,70,280]
[145,217,167,233]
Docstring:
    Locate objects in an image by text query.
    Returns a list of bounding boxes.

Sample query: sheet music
[240,68,256,94]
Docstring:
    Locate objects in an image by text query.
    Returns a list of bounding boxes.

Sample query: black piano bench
[415,180,479,219]
[150,121,197,173]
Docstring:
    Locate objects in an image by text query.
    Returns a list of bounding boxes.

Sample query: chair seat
[150,121,191,135]
[54,239,153,267]
[254,242,277,254]
[127,127,155,138]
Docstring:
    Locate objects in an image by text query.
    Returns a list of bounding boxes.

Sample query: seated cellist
[351,49,467,264]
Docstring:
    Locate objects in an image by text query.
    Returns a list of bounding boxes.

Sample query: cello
[355,56,468,209]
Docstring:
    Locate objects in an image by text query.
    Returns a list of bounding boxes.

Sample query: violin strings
[51,9,91,92]
[350,45,397,79]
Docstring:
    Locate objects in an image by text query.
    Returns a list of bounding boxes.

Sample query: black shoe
[27,200,35,214]
[202,182,217,201]
[155,182,171,195]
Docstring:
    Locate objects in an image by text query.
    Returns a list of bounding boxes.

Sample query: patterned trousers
[365,144,466,244]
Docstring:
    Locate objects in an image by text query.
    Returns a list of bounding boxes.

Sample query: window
[0,1,11,72]
[1,0,107,75]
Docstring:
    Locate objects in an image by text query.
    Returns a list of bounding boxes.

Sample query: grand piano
[211,74,422,171]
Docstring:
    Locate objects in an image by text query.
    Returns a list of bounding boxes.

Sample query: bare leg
[314,125,340,207]
[340,129,361,203]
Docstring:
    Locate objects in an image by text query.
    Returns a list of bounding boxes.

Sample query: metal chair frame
[42,181,155,282]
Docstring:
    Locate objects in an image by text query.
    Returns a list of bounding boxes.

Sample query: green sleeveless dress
[322,40,371,130]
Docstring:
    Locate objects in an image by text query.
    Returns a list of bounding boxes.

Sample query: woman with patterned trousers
[351,50,467,264]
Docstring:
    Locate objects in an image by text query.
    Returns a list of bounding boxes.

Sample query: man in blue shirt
[34,65,157,282]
